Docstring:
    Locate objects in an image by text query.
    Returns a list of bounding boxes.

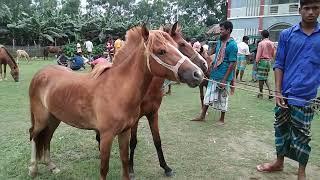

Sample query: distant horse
[28,25,204,180]
[43,46,61,60]
[96,22,208,177]
[0,45,19,82]
[16,49,30,63]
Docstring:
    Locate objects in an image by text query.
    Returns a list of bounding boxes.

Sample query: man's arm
[221,43,237,87]
[273,31,287,108]
[255,43,262,63]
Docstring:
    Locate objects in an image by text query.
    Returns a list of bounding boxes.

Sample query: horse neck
[2,48,17,70]
[6,55,18,70]
[101,46,153,104]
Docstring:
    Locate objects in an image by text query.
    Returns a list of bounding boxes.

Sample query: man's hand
[219,79,226,89]
[275,92,288,108]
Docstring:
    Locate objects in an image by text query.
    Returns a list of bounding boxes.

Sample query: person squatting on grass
[256,0,320,180]
[192,21,238,125]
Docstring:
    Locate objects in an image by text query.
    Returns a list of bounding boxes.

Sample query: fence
[4,45,50,58]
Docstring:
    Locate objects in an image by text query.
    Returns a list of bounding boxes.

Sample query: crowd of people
[56,36,124,70]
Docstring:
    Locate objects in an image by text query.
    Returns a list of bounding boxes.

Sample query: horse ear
[159,25,164,31]
[170,21,179,36]
[141,24,149,42]
[200,46,204,54]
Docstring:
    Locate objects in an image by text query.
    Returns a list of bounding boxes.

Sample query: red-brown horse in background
[0,45,19,82]
[96,22,208,177]
[28,25,204,180]
[43,46,62,60]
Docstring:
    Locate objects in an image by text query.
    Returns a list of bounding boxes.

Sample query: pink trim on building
[227,0,231,18]
[258,0,265,31]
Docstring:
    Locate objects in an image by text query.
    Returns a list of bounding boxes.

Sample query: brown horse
[16,49,31,63]
[0,45,19,82]
[96,22,208,177]
[28,25,204,180]
[43,46,62,60]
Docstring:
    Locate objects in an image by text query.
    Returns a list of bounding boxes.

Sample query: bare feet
[256,162,283,172]
[191,116,205,122]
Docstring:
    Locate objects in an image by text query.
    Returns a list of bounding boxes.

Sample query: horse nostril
[202,61,208,70]
[193,70,203,81]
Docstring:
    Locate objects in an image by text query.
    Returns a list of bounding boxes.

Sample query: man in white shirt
[84,39,93,60]
[236,36,250,81]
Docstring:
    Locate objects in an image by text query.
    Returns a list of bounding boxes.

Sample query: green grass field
[0,59,319,179]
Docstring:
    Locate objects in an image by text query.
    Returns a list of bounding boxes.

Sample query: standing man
[84,39,93,61]
[255,30,275,99]
[192,21,238,125]
[236,36,250,81]
[257,1,320,180]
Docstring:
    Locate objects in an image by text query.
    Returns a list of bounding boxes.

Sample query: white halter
[145,43,196,81]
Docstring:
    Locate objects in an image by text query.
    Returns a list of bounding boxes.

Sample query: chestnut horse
[0,45,19,82]
[28,25,204,180]
[43,46,62,60]
[96,22,208,177]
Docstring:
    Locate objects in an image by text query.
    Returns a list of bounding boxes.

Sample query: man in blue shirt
[70,52,85,71]
[192,21,238,125]
[257,1,320,179]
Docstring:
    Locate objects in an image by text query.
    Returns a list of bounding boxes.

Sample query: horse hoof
[165,170,175,177]
[129,173,135,180]
[51,167,60,174]
[28,167,37,177]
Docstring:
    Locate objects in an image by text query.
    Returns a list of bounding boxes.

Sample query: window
[270,0,299,4]
[289,4,299,13]
[270,6,279,14]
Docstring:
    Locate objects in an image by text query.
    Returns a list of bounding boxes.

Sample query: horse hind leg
[0,65,2,81]
[41,114,61,174]
[29,107,61,176]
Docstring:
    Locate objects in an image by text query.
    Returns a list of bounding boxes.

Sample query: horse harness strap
[145,43,189,82]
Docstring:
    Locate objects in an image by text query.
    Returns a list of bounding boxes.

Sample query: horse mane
[145,30,177,52]
[0,46,18,67]
[90,62,112,79]
[113,26,145,64]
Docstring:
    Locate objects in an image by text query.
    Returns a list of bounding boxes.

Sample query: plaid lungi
[203,81,229,112]
[256,59,271,80]
[274,105,315,166]
[237,54,246,71]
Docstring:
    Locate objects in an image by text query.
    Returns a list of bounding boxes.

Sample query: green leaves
[1,0,226,45]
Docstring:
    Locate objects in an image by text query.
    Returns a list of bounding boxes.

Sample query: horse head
[161,22,208,73]
[142,25,204,87]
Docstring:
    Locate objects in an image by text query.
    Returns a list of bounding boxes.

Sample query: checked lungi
[256,59,271,81]
[274,105,315,166]
[237,54,246,71]
[203,81,229,112]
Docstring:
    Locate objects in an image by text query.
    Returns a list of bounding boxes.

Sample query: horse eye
[158,50,166,55]
[179,43,186,47]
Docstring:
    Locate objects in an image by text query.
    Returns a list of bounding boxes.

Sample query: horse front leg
[0,65,2,81]
[99,132,114,180]
[129,122,139,177]
[3,64,6,80]
[147,111,173,177]
[199,85,204,108]
[118,129,131,180]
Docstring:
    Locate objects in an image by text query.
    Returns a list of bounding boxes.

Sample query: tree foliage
[0,0,226,46]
